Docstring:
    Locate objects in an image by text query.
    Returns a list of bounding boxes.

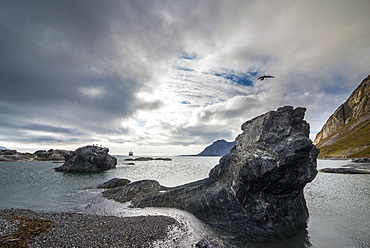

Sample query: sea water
[0,157,369,247]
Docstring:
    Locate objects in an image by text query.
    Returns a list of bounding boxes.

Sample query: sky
[0,0,369,155]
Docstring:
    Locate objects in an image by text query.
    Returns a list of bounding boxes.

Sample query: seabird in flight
[257,75,275,81]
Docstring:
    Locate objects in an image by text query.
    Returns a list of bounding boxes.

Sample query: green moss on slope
[317,118,370,158]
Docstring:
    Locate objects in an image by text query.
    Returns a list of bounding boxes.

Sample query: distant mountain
[313,75,370,158]
[197,139,236,156]
[0,146,10,150]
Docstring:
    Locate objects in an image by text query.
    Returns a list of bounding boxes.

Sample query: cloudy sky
[1,0,369,155]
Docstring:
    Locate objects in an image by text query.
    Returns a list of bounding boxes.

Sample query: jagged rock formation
[314,75,370,158]
[0,148,73,162]
[196,139,236,156]
[103,106,319,241]
[0,149,34,161]
[33,149,72,161]
[55,145,117,172]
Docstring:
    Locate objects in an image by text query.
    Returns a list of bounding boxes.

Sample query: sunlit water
[0,157,369,247]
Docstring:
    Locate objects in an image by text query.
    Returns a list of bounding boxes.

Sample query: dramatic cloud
[0,0,369,154]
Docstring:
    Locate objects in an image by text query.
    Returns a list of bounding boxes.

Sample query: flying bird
[257,75,275,81]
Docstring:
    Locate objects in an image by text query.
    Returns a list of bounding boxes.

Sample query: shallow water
[0,157,369,247]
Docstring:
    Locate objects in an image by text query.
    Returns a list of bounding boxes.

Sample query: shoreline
[0,208,184,247]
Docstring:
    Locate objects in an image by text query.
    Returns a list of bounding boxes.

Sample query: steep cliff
[196,139,236,156]
[314,75,370,158]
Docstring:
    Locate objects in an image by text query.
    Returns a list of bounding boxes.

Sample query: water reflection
[240,225,311,248]
[0,158,369,247]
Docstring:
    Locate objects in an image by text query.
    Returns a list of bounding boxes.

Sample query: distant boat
[129,150,133,156]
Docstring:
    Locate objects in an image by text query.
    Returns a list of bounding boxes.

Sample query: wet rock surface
[97,178,131,189]
[103,180,167,202]
[102,106,319,241]
[54,145,117,172]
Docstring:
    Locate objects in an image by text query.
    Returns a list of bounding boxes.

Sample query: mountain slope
[197,139,236,156]
[314,75,370,158]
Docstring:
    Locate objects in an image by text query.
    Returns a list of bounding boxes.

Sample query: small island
[319,158,370,174]
[124,157,172,161]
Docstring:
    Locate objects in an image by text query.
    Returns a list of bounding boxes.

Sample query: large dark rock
[55,145,117,172]
[102,106,319,241]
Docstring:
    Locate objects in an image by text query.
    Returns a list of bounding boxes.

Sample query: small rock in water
[54,145,117,172]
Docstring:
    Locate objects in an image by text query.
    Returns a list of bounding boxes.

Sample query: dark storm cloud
[1,0,370,153]
[0,0,169,144]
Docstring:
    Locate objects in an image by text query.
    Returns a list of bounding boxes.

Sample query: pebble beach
[0,209,183,248]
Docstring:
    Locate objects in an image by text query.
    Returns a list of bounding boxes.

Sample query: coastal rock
[124,157,172,161]
[97,178,131,189]
[103,180,163,202]
[319,167,370,174]
[0,149,34,161]
[0,149,17,155]
[122,162,135,165]
[103,106,319,241]
[54,145,117,172]
[351,157,370,163]
[33,149,72,161]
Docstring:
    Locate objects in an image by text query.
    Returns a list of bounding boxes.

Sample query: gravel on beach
[0,208,183,248]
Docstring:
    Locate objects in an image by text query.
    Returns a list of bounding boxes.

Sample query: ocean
[0,156,369,247]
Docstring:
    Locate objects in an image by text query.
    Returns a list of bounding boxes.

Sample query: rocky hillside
[197,139,236,156]
[314,75,370,158]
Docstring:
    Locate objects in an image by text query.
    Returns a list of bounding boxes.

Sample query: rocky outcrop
[319,167,370,174]
[196,139,236,156]
[0,149,34,161]
[351,157,370,163]
[314,75,370,158]
[97,178,131,189]
[33,149,72,161]
[319,160,370,174]
[124,157,172,161]
[103,106,319,241]
[54,145,117,172]
[0,148,73,162]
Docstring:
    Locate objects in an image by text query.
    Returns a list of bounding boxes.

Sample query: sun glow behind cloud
[0,0,369,155]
